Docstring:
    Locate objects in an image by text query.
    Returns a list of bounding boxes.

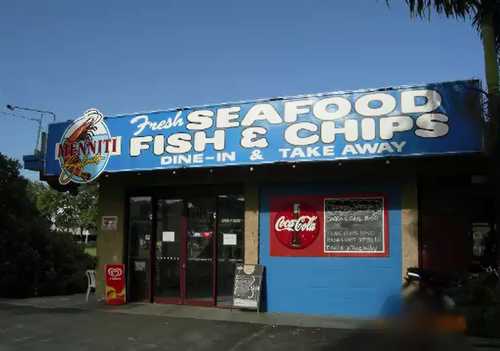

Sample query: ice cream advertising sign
[105,264,125,305]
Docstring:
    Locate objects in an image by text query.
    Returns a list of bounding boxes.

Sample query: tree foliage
[0,152,93,298]
[35,181,98,238]
[0,153,49,296]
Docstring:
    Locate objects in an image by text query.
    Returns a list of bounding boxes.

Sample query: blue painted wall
[259,181,402,317]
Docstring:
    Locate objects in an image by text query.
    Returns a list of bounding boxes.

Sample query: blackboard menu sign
[231,264,264,312]
[324,197,388,256]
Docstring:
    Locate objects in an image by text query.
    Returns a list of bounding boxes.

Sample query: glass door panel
[216,195,245,306]
[128,197,152,302]
[186,197,216,303]
[155,199,183,302]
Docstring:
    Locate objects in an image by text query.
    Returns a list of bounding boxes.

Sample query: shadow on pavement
[319,327,473,351]
[0,303,87,315]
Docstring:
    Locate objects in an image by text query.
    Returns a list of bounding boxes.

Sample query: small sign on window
[134,261,146,271]
[223,233,237,246]
[102,216,118,231]
[162,231,175,242]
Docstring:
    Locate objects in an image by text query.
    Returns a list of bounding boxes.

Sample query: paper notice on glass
[162,231,175,242]
[223,233,237,246]
[134,261,146,271]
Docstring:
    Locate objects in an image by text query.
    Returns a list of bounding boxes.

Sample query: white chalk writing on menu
[324,198,385,253]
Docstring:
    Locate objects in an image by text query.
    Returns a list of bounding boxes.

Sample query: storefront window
[216,195,245,307]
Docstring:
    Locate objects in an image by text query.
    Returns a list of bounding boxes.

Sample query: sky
[0,0,485,180]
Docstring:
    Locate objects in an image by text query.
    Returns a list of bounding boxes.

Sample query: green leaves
[405,0,470,19]
[35,181,98,235]
[0,152,95,298]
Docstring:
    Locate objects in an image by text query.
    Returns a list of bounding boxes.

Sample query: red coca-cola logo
[274,202,320,250]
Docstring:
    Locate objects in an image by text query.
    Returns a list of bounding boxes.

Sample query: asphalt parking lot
[0,302,480,351]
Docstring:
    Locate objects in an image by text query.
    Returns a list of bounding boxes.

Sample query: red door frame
[153,197,217,307]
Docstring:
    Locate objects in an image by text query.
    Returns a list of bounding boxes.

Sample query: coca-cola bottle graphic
[291,203,301,248]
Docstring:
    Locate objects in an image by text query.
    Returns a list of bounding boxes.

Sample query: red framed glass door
[154,197,216,306]
[155,199,184,304]
[185,197,216,306]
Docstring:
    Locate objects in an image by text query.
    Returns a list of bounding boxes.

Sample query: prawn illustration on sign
[56,109,121,185]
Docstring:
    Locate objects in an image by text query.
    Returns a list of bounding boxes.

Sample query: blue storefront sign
[45,80,483,185]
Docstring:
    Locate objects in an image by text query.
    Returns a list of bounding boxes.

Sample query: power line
[0,111,40,123]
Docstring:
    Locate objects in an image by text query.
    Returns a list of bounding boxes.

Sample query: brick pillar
[401,177,419,281]
[244,184,259,264]
[95,177,126,299]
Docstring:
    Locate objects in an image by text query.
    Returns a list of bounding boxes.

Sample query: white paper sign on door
[223,233,237,246]
[134,261,146,271]
[162,231,175,242]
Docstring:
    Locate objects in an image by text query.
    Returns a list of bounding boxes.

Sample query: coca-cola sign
[273,202,320,250]
[275,215,319,233]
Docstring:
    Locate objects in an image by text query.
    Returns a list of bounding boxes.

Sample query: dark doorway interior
[419,176,493,281]
[128,197,152,302]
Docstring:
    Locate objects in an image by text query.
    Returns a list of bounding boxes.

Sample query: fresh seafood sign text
[56,109,121,185]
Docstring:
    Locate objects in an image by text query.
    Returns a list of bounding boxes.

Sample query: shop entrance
[127,189,244,307]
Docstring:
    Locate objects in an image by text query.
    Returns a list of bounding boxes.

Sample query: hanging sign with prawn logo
[56,109,121,184]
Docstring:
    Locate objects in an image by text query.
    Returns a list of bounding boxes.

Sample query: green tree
[36,183,75,232]
[27,180,46,204]
[36,182,99,241]
[0,152,94,298]
[0,153,52,296]
[71,182,99,241]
